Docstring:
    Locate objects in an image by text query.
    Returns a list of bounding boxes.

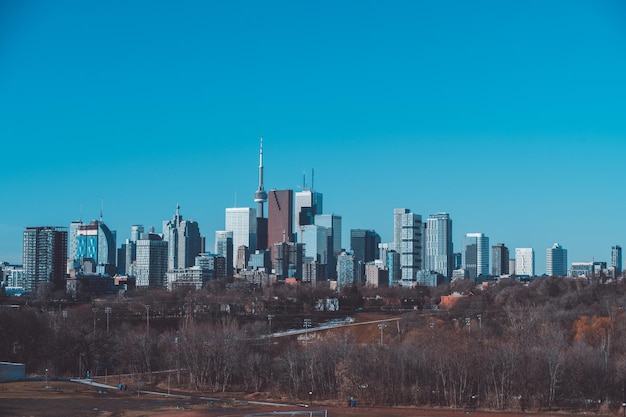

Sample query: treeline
[2,276,626,412]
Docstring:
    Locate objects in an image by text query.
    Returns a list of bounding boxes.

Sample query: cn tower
[253,136,268,217]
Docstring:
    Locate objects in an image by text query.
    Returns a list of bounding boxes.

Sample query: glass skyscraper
[462,233,489,280]
[424,213,453,278]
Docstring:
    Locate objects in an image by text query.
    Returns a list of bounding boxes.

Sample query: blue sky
[1,1,625,274]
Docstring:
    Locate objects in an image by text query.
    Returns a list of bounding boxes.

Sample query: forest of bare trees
[2,276,626,413]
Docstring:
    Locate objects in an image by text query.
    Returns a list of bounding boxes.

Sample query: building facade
[491,243,509,276]
[612,245,622,276]
[23,226,68,292]
[135,232,168,287]
[267,189,294,259]
[462,233,489,280]
[546,243,567,276]
[424,213,453,278]
[295,189,323,228]
[225,207,257,268]
[515,248,535,277]
[398,210,423,286]
[214,231,234,277]
[163,205,202,271]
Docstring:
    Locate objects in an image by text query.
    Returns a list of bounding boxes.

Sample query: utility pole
[378,322,388,346]
[145,305,150,336]
[105,307,112,332]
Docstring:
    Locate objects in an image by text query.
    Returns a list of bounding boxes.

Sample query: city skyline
[2,1,625,274]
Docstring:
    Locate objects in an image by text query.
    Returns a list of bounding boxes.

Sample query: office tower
[612,245,622,275]
[350,229,381,264]
[314,214,341,280]
[509,258,516,275]
[398,211,423,285]
[387,250,401,286]
[424,213,453,278]
[225,207,257,268]
[124,225,144,277]
[393,208,410,253]
[71,218,117,275]
[302,261,325,285]
[491,243,510,276]
[337,251,357,290]
[69,220,81,262]
[163,205,202,271]
[23,226,68,292]
[135,232,168,287]
[378,242,391,267]
[300,224,328,264]
[235,245,250,271]
[515,248,535,277]
[273,241,303,280]
[249,250,271,271]
[267,189,294,264]
[195,253,227,279]
[295,171,323,227]
[215,231,234,276]
[546,243,567,276]
[462,233,489,280]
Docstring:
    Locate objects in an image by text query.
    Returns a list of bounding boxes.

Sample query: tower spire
[254,136,268,217]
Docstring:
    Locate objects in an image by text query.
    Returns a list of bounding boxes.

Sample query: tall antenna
[311,168,315,191]
[100,198,104,223]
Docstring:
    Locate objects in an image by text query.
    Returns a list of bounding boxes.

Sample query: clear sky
[1,1,625,274]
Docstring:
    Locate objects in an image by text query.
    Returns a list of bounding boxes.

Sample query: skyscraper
[295,172,323,228]
[267,189,294,263]
[70,218,117,275]
[225,207,257,268]
[546,243,567,276]
[491,243,509,276]
[424,213,453,278]
[515,248,535,277]
[215,231,234,277]
[462,233,489,280]
[393,208,410,253]
[135,232,168,287]
[398,210,423,286]
[612,245,622,276]
[314,213,342,280]
[300,224,329,264]
[350,229,381,265]
[336,251,357,290]
[162,205,202,271]
[23,226,68,292]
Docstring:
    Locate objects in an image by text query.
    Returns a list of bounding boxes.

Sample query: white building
[395,209,423,286]
[425,213,453,278]
[300,224,328,264]
[515,248,535,277]
[225,207,257,267]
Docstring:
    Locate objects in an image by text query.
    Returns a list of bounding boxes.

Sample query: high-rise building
[612,245,622,276]
[462,233,489,280]
[23,226,68,293]
[546,243,567,276]
[267,189,294,266]
[387,250,401,286]
[70,218,117,275]
[515,248,535,277]
[491,243,509,276]
[350,229,381,264]
[314,214,341,280]
[300,224,328,264]
[295,174,323,228]
[215,231,234,276]
[336,251,357,290]
[393,208,410,253]
[424,213,453,278]
[398,211,423,286]
[273,241,303,280]
[135,232,168,287]
[163,205,202,271]
[225,207,257,268]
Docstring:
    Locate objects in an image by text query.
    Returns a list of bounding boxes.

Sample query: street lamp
[105,307,112,332]
[145,305,150,336]
[378,322,388,346]
[267,314,275,335]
